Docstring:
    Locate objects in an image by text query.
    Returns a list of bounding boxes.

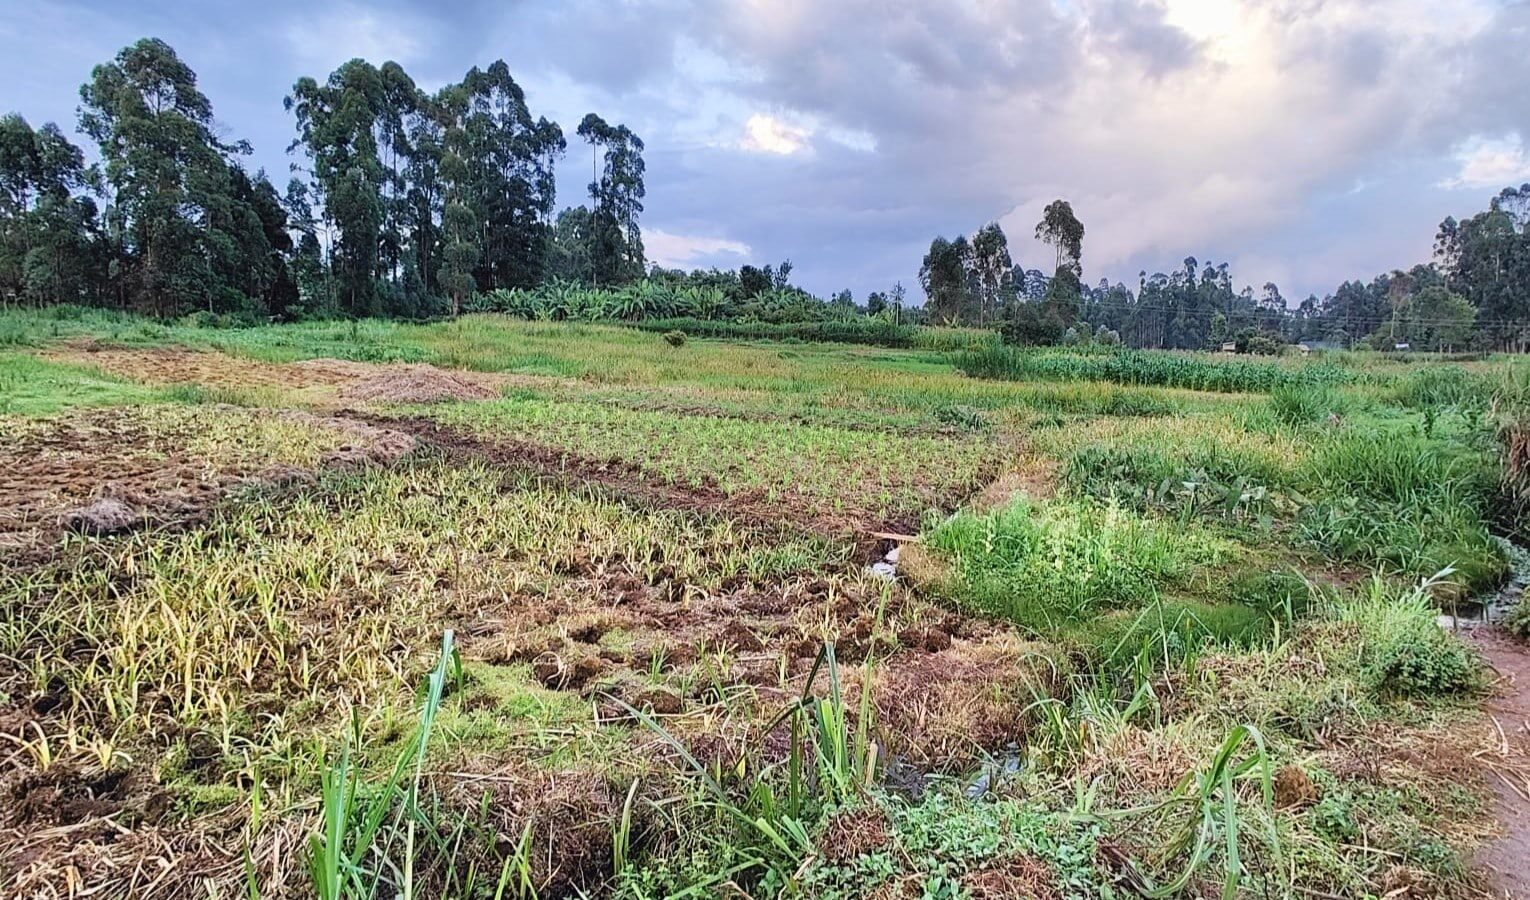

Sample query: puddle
[1439,537,1529,630]
[965,749,1022,799]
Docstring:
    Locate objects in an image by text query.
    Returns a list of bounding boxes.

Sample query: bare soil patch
[0,407,415,562]
[48,343,536,406]
[1466,628,1530,899]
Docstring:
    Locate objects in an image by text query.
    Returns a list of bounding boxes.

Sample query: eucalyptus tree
[456,61,565,290]
[287,59,390,315]
[970,222,1012,325]
[1436,186,1530,350]
[80,38,282,316]
[1035,199,1084,277]
[434,83,478,315]
[0,114,101,302]
[919,235,974,324]
[577,113,646,285]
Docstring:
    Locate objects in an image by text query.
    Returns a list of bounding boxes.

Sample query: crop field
[2,307,1529,899]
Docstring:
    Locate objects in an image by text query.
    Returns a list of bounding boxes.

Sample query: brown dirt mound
[874,633,1067,770]
[339,364,501,404]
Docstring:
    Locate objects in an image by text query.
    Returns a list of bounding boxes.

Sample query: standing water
[1439,538,1530,629]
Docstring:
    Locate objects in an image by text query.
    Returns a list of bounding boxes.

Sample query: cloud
[738,114,812,155]
[1440,134,1530,190]
[2,0,1521,303]
[284,6,424,69]
[644,229,751,267]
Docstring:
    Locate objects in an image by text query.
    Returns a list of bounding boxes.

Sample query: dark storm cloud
[0,0,1522,300]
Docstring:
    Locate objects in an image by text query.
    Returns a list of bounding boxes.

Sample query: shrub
[1269,385,1345,427]
[1331,575,1480,697]
[663,330,686,347]
[1505,599,1530,639]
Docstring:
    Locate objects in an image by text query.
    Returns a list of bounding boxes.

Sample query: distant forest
[3,38,1529,352]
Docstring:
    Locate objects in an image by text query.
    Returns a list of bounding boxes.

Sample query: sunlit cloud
[645,228,751,267]
[738,113,811,155]
[1440,134,1530,190]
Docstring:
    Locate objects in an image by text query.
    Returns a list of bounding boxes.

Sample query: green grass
[957,345,1355,393]
[0,304,1519,900]
[428,394,996,526]
[0,351,164,415]
[923,498,1229,630]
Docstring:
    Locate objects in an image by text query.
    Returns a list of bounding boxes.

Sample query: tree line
[4,37,1529,350]
[921,188,1530,353]
[0,38,653,321]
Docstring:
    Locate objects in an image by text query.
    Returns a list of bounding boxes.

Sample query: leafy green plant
[1331,572,1480,696]
[309,630,461,900]
[924,498,1226,629]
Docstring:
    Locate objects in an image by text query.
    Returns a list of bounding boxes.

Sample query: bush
[1269,385,1345,426]
[663,330,686,347]
[1332,575,1481,697]
[1505,599,1530,639]
[1369,628,1479,696]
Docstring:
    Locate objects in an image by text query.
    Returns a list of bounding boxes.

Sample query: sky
[3,0,1529,303]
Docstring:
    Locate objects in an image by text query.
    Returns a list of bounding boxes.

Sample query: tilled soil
[0,407,416,563]
[47,343,542,405]
[364,413,931,545]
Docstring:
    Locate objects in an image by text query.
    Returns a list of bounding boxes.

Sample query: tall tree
[919,235,973,324]
[81,38,279,316]
[1035,200,1084,277]
[0,115,102,302]
[287,59,390,316]
[970,222,1012,326]
[455,62,564,291]
[576,113,645,285]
